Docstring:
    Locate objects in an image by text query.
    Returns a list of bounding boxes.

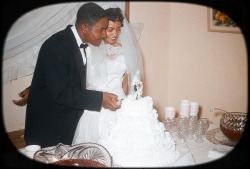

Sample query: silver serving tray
[206,128,236,147]
[33,142,113,167]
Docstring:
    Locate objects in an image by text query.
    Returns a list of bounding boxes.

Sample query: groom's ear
[81,24,88,33]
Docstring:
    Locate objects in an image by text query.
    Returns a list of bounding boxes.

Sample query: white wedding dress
[72,44,127,145]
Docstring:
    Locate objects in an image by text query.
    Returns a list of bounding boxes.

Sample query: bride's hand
[12,88,30,106]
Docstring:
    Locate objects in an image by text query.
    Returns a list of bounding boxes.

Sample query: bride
[72,7,143,144]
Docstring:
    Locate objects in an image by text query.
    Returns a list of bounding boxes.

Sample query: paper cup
[179,102,190,117]
[25,145,41,158]
[25,145,41,152]
[190,102,199,116]
[181,100,190,104]
[164,107,176,118]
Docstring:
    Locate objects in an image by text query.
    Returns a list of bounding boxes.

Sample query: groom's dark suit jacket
[24,25,103,148]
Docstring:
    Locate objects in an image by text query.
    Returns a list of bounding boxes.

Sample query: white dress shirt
[71,25,87,65]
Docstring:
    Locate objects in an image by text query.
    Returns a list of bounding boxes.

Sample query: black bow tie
[80,43,88,56]
[80,43,88,49]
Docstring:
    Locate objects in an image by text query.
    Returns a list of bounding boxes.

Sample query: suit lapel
[74,50,86,89]
[65,25,86,89]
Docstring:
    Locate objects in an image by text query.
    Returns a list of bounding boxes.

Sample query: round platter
[33,142,113,167]
[205,128,237,147]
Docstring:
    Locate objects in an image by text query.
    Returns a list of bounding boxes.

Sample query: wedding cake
[99,73,179,167]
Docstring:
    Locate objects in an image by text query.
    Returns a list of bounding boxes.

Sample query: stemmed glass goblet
[195,118,209,143]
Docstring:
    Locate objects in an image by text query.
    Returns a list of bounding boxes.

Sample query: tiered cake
[99,75,179,167]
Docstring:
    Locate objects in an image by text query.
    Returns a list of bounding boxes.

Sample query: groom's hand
[102,92,120,111]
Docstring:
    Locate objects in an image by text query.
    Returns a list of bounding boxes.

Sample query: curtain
[2,1,138,85]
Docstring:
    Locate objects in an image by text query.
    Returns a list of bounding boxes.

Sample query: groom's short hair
[76,2,107,28]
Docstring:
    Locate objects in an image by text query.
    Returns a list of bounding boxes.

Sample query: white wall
[2,2,248,132]
[130,2,172,121]
[130,2,247,125]
[2,75,32,132]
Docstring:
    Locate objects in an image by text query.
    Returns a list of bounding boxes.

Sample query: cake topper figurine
[132,71,143,100]
[118,70,142,104]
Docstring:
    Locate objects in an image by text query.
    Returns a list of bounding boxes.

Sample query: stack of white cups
[164,107,176,119]
[164,107,176,133]
[163,100,200,140]
[179,100,190,118]
[190,102,199,116]
[25,145,41,159]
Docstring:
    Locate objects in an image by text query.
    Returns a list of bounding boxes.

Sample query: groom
[24,2,120,148]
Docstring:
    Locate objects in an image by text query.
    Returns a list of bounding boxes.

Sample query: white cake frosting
[99,73,179,167]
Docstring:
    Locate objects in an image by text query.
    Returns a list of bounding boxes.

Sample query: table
[17,124,235,167]
[168,123,234,167]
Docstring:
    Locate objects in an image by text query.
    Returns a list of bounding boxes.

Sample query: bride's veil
[118,15,144,94]
[87,9,144,94]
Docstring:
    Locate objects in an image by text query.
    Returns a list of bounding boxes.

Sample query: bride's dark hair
[105,7,124,26]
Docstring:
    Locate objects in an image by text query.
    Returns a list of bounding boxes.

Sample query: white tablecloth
[169,123,234,167]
